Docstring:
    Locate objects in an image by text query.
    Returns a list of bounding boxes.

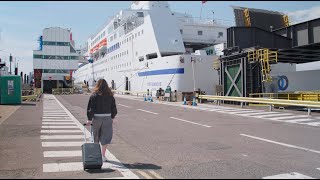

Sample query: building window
[198,31,203,35]
[218,32,223,37]
[180,29,183,34]
[141,30,144,34]
[138,32,140,36]
[33,54,43,59]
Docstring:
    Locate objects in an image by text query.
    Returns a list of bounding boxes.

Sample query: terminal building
[33,27,79,94]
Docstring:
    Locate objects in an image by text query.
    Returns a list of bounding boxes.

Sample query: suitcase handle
[83,123,93,143]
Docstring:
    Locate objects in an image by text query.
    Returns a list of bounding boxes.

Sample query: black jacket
[87,93,117,120]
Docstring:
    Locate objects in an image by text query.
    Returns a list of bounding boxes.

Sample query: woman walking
[86,79,117,162]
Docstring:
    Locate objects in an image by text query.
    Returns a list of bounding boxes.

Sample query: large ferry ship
[74,1,230,96]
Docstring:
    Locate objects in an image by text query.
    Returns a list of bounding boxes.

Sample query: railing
[21,89,42,102]
[249,93,320,101]
[52,88,74,95]
[112,90,148,97]
[199,95,320,116]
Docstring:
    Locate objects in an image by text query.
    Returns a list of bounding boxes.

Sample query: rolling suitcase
[82,124,103,170]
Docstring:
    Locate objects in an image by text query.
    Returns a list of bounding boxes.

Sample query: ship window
[139,56,144,62]
[198,31,203,35]
[137,12,144,17]
[146,53,158,60]
[180,29,183,34]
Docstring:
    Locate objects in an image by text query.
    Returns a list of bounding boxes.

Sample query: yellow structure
[247,48,278,82]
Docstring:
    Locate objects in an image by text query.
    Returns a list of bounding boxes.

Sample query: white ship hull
[75,54,220,96]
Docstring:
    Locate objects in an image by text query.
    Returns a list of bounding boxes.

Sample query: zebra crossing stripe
[43,150,82,157]
[254,113,293,119]
[42,126,79,129]
[42,141,83,147]
[136,170,153,179]
[40,135,85,140]
[262,172,315,179]
[42,122,76,125]
[42,120,75,122]
[269,115,309,120]
[284,119,316,123]
[238,112,279,116]
[41,130,82,133]
[299,121,320,127]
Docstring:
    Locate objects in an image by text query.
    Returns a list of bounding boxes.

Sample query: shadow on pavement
[85,168,116,174]
[20,103,37,106]
[108,161,162,170]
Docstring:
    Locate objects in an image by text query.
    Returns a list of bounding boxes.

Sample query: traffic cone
[183,96,187,105]
[192,96,197,106]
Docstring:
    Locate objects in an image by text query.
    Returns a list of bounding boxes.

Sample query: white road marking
[136,171,153,179]
[269,115,309,120]
[238,112,280,116]
[42,117,72,119]
[43,162,83,172]
[299,121,320,127]
[137,109,158,115]
[170,117,211,128]
[227,110,262,114]
[41,135,85,140]
[254,113,293,119]
[42,126,79,129]
[42,120,75,122]
[118,104,131,108]
[42,141,83,147]
[241,134,320,154]
[41,130,82,133]
[262,172,315,179]
[42,122,76,125]
[284,119,316,123]
[149,170,164,179]
[43,150,82,157]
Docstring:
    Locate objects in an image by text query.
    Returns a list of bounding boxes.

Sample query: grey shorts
[92,116,113,145]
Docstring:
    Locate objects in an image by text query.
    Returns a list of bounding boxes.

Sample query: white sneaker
[102,156,108,162]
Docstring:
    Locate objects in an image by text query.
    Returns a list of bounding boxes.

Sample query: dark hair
[93,79,113,96]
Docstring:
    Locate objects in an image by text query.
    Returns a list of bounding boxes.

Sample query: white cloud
[286,6,320,24]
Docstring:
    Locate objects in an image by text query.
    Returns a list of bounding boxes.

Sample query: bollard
[241,102,243,108]
[308,108,311,116]
[269,105,273,111]
[183,96,187,105]
[192,96,197,106]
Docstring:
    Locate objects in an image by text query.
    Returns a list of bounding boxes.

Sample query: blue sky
[0,1,320,75]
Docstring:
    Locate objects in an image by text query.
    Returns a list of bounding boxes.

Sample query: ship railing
[198,95,320,116]
[112,90,148,97]
[176,17,235,27]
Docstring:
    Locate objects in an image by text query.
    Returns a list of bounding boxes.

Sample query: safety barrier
[249,93,320,101]
[199,95,320,116]
[52,88,74,95]
[21,89,42,102]
[111,90,148,97]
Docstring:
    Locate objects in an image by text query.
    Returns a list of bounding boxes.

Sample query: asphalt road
[57,94,320,179]
[1,93,320,179]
